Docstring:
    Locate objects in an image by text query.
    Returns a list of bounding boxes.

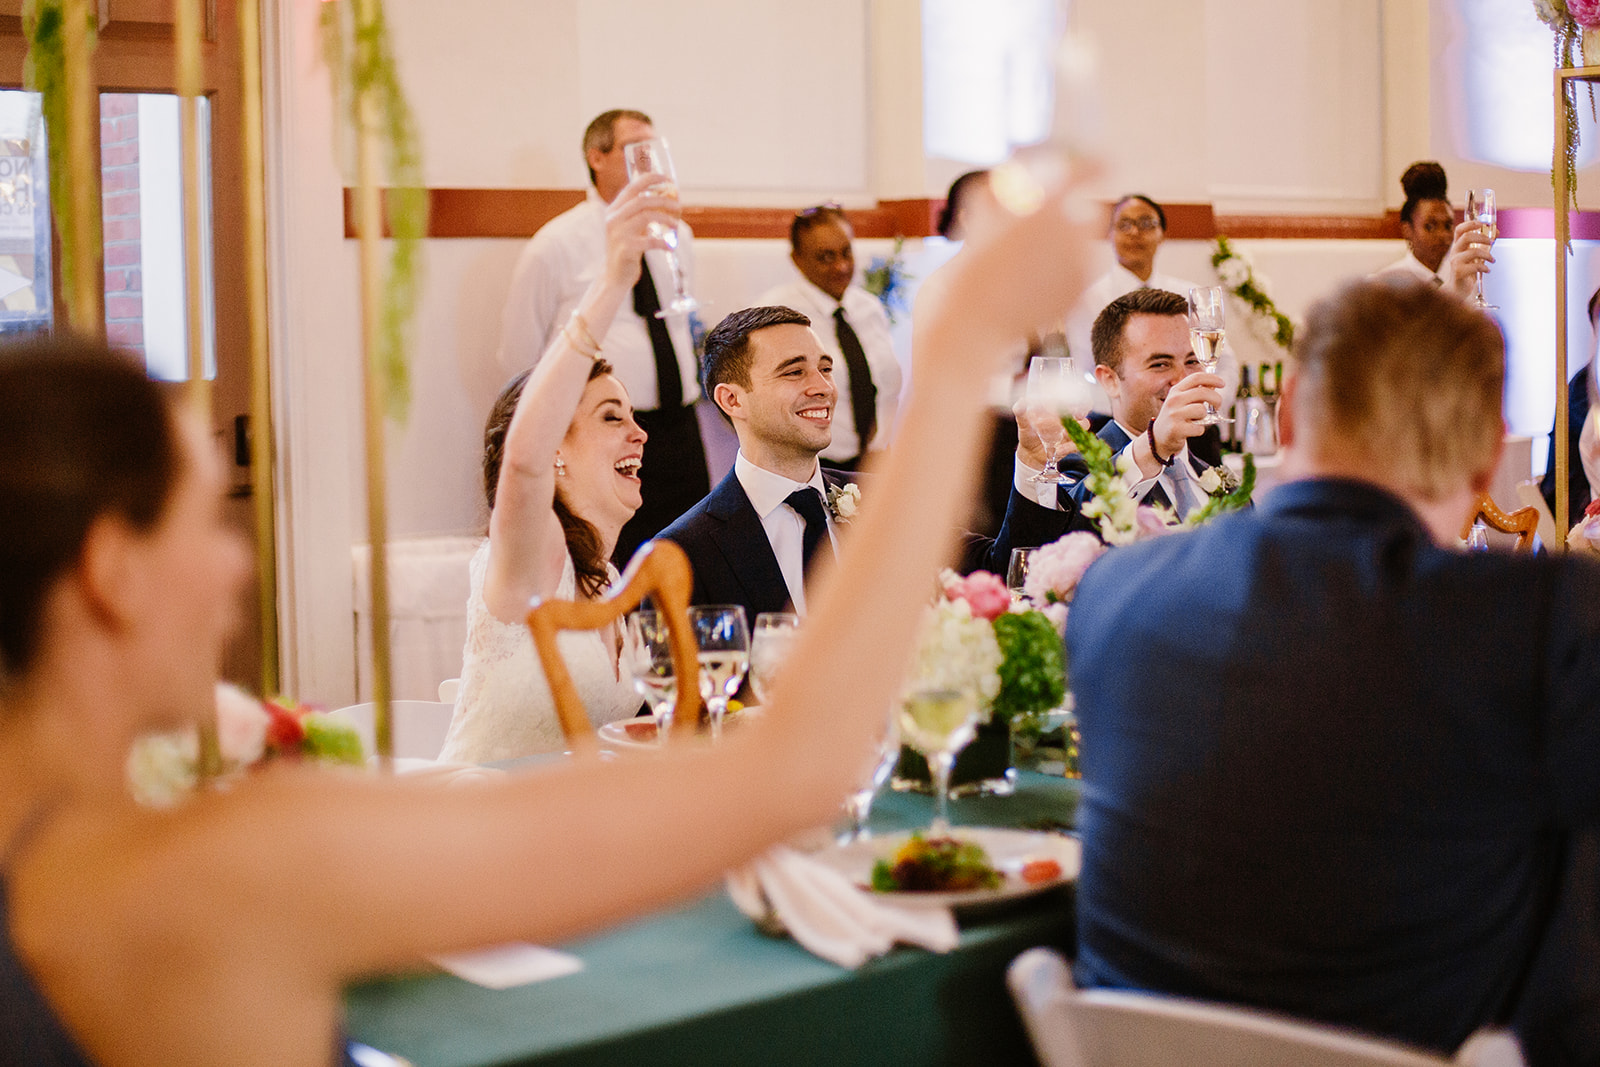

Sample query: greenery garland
[321,0,427,421]
[1211,236,1293,351]
[22,0,97,318]
[1532,0,1590,225]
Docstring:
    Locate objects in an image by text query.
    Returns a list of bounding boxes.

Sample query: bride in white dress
[440,176,666,762]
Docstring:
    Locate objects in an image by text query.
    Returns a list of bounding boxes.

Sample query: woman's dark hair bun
[1400,161,1447,202]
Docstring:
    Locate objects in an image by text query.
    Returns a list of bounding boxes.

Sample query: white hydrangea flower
[1217,256,1250,289]
[126,733,199,808]
[906,598,1003,720]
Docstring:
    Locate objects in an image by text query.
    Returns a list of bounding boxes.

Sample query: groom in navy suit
[1059,287,1226,518]
[656,306,856,620]
[1067,277,1600,1063]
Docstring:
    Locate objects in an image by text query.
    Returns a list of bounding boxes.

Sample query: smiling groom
[655,305,856,621]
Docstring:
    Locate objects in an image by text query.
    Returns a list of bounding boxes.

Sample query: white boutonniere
[826,482,861,522]
[1197,464,1240,498]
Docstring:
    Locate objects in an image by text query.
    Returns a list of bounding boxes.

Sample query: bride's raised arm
[481,173,678,621]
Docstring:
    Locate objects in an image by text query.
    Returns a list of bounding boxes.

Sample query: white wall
[266,0,1592,706]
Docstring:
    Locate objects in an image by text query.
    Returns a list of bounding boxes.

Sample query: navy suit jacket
[1067,419,1210,512]
[655,466,854,619]
[1066,478,1600,1061]
[958,456,1096,575]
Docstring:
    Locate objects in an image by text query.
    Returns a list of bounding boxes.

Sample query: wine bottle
[1233,364,1253,449]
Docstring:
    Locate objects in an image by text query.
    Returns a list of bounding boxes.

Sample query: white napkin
[428,942,583,989]
[726,845,960,968]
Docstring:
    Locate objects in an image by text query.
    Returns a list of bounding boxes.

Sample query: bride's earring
[554,454,567,477]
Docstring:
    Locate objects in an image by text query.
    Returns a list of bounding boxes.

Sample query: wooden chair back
[1461,491,1539,552]
[527,540,700,750]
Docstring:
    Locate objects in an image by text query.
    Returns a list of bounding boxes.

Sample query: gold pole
[61,0,101,334]
[354,0,393,765]
[1556,69,1571,543]
[238,0,280,695]
[177,0,221,776]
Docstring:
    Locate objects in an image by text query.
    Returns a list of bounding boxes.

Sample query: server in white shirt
[1062,194,1236,437]
[496,109,709,564]
[757,204,902,471]
[1373,161,1457,289]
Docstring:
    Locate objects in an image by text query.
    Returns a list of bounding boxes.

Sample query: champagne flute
[623,137,698,317]
[1187,286,1226,426]
[748,612,799,705]
[1007,547,1036,603]
[689,605,749,741]
[1465,188,1497,311]
[896,687,981,833]
[842,714,901,842]
[1025,356,1091,485]
[626,611,677,744]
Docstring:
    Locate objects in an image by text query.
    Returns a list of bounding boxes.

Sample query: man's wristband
[1147,425,1175,468]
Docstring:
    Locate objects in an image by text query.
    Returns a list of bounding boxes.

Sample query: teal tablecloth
[345,771,1080,1067]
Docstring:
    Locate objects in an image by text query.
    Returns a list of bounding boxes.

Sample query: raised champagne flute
[623,137,698,317]
[896,687,981,834]
[625,611,677,744]
[1025,356,1091,485]
[689,605,749,741]
[1465,188,1497,310]
[1188,286,1226,426]
[748,612,799,705]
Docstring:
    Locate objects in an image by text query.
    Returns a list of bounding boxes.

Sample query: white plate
[808,827,1080,912]
[597,707,761,750]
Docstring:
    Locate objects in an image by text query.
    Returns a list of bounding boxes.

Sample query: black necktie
[832,307,877,452]
[632,257,682,410]
[785,487,836,577]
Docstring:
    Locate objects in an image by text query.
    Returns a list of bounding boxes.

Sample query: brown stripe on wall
[341,190,1599,243]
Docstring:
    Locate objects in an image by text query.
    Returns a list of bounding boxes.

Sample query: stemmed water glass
[625,611,677,744]
[1025,356,1091,485]
[623,137,698,317]
[748,612,799,705]
[896,687,981,833]
[1187,286,1226,425]
[842,713,901,842]
[689,605,749,741]
[1006,548,1035,603]
[1465,189,1497,311]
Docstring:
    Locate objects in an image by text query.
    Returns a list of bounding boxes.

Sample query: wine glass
[1025,356,1091,485]
[1006,548,1035,603]
[1465,188,1497,311]
[623,137,698,317]
[842,713,901,842]
[748,612,799,704]
[1187,286,1226,426]
[689,605,749,741]
[625,611,677,744]
[896,687,981,833]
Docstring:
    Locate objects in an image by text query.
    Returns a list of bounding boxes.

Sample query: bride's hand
[602,173,684,290]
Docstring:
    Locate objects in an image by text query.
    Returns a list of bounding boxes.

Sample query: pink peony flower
[1024,532,1106,604]
[1571,0,1600,26]
[942,569,1011,620]
[1135,505,1183,539]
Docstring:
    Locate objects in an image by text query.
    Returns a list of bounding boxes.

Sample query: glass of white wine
[896,687,981,833]
[626,611,677,744]
[1465,188,1497,311]
[748,612,799,705]
[689,605,749,741]
[623,137,698,317]
[1187,286,1226,426]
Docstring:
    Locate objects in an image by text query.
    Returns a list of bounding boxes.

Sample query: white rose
[1217,257,1249,289]
[835,484,860,519]
[1198,467,1222,494]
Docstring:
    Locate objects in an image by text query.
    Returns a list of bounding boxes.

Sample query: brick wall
[101,94,142,354]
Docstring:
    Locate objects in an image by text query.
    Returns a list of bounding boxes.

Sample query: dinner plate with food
[597,705,760,750]
[808,827,1080,912]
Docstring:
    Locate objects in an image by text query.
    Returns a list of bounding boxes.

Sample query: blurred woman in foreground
[0,167,1098,1064]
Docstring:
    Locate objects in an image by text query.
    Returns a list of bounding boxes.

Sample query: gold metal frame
[1551,65,1600,542]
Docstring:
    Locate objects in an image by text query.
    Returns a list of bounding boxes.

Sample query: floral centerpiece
[128,684,366,807]
[895,570,1068,792]
[1533,0,1600,217]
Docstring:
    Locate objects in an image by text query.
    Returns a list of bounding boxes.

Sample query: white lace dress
[439,540,641,763]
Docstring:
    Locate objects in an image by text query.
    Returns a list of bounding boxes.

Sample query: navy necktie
[632,257,682,410]
[785,487,835,577]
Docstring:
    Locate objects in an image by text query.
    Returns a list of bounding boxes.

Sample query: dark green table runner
[345,771,1080,1067]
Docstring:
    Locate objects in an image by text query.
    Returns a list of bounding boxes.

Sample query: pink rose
[1572,0,1600,25]
[943,570,1011,620]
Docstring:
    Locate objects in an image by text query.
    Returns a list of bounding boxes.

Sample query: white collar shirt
[1373,248,1457,291]
[734,451,832,616]
[495,189,699,409]
[1110,420,1206,519]
[756,275,903,462]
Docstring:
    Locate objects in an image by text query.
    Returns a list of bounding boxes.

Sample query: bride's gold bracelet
[564,310,602,361]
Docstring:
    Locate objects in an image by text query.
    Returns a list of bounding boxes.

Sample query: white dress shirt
[1373,249,1457,291]
[1014,421,1206,519]
[734,451,834,616]
[496,190,699,409]
[1061,262,1238,414]
[757,276,903,462]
